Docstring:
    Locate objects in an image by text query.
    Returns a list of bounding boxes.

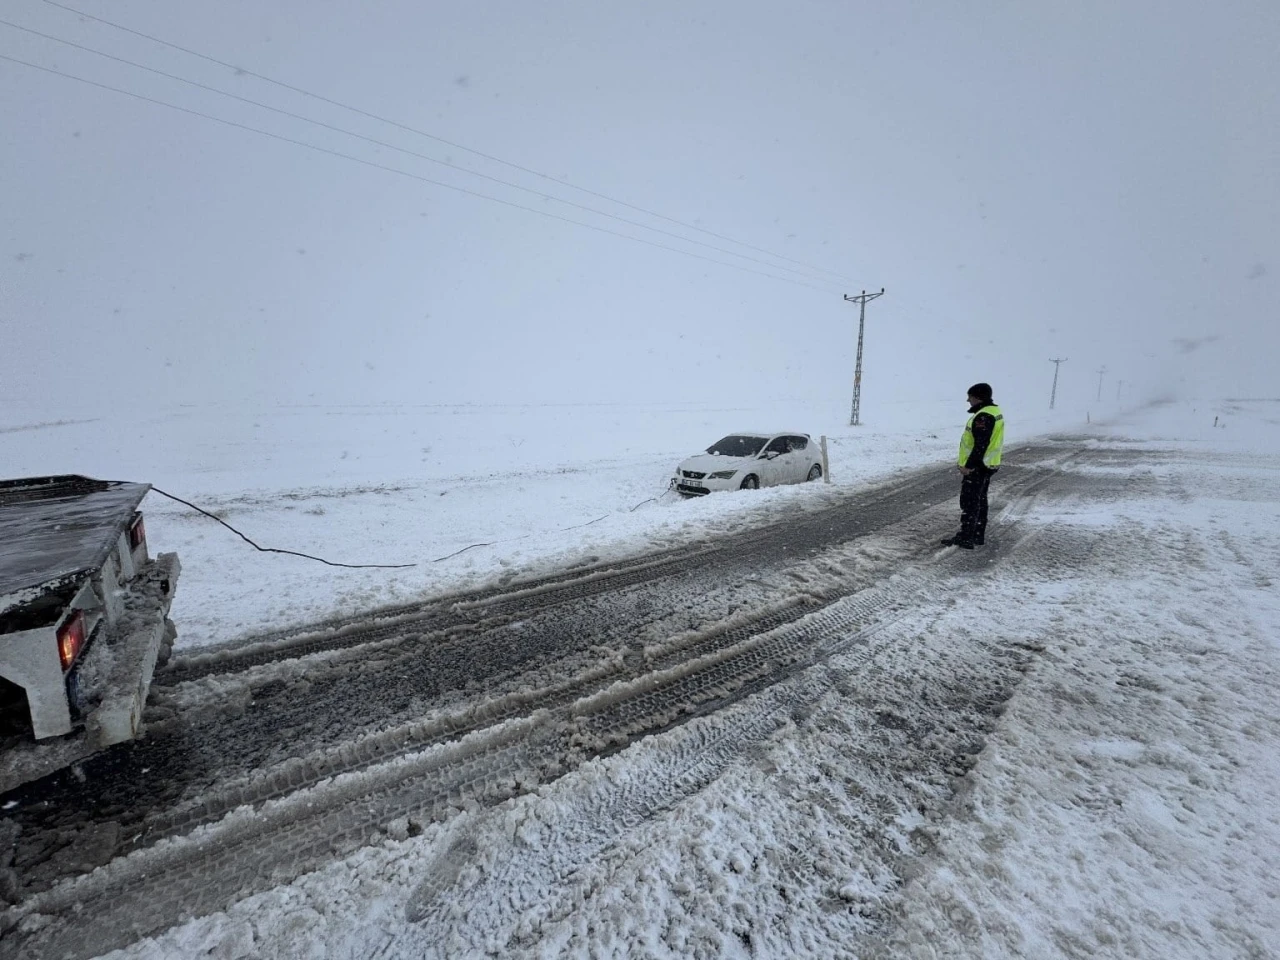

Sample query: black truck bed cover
[0,475,151,605]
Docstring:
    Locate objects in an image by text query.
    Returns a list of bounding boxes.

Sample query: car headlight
[708,470,737,479]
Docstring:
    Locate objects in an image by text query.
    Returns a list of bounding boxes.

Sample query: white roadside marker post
[820,436,831,484]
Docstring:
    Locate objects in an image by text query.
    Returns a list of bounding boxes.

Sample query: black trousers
[959,469,995,543]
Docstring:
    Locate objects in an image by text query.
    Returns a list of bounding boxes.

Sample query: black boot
[940,534,975,549]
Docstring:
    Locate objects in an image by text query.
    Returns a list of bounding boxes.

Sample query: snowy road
[2,426,1277,959]
[1,442,1075,956]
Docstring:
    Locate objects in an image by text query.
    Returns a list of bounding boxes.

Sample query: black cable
[431,540,498,563]
[629,498,660,511]
[1,19,844,289]
[42,0,856,286]
[131,478,673,568]
[430,487,675,563]
[0,53,837,294]
[149,487,417,569]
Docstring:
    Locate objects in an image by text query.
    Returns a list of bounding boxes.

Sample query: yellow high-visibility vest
[958,404,1004,468]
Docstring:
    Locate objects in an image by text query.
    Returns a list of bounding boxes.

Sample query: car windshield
[705,435,767,457]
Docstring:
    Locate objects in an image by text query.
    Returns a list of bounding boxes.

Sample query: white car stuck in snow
[673,433,823,496]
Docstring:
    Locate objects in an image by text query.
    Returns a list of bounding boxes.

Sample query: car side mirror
[763,451,780,460]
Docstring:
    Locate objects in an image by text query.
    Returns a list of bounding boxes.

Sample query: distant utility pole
[1048,358,1068,410]
[842,288,885,426]
[1096,366,1107,402]
[1116,379,1124,401]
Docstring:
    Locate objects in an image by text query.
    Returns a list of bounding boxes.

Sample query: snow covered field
[4,396,1279,959]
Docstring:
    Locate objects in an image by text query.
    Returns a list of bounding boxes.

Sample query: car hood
[678,453,756,474]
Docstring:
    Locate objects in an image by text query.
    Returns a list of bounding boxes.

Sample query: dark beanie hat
[968,382,993,401]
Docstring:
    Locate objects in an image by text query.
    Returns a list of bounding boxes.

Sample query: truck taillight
[129,513,147,551]
[58,611,87,671]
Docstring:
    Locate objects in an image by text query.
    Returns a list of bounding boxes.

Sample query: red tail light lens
[129,513,147,551]
[58,611,87,671]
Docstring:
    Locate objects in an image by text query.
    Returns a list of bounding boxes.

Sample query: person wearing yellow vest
[941,382,1004,549]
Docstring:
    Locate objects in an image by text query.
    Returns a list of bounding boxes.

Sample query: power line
[0,52,836,293]
[42,0,856,286]
[2,19,846,289]
[4,23,841,289]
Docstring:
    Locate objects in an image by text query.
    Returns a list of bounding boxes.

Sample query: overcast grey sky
[2,0,1276,413]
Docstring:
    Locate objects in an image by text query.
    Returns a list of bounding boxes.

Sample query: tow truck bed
[0,476,150,618]
[0,476,179,794]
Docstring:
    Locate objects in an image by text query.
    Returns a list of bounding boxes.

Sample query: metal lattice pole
[1048,357,1067,410]
[842,288,885,426]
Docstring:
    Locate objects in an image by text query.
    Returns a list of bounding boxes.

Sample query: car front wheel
[740,475,759,490]
[807,464,822,482]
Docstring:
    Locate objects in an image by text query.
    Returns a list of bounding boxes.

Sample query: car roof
[720,431,810,438]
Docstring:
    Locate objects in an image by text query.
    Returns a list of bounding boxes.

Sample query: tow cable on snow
[148,487,418,569]
[431,484,678,562]
[139,482,678,569]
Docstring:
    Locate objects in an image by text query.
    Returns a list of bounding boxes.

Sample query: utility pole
[1048,358,1067,410]
[842,288,885,426]
[1116,380,1124,401]
[1096,366,1107,402]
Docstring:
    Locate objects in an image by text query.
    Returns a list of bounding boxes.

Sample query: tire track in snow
[4,564,965,958]
[396,547,1064,957]
[156,545,727,685]
[155,444,1076,685]
[0,447,1105,956]
[4,454,1083,892]
[6,489,1083,959]
[401,683,805,954]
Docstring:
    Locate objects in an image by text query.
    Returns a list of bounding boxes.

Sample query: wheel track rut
[155,444,1073,686]
[0,446,1107,957]
[5,455,1068,880]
